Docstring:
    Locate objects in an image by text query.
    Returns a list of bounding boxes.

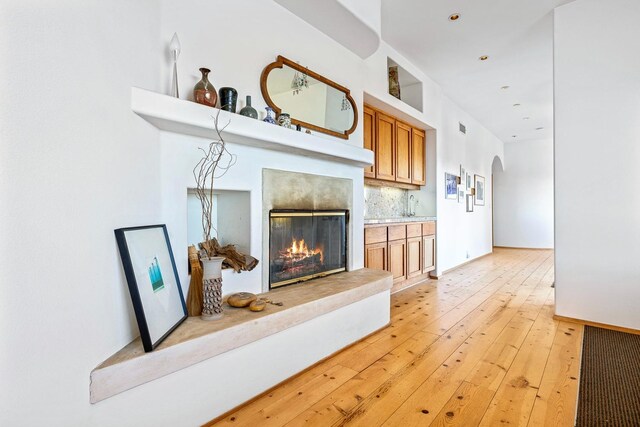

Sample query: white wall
[494,138,554,249]
[554,0,640,329]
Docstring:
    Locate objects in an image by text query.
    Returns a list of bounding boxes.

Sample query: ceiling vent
[459,122,466,134]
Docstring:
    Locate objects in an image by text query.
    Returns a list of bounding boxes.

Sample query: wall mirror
[261,55,358,139]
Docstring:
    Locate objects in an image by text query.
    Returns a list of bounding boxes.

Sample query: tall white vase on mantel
[201,256,225,320]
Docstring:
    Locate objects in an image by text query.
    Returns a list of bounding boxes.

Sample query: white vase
[201,256,225,321]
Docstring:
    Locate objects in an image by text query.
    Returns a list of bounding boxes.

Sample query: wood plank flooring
[205,248,583,427]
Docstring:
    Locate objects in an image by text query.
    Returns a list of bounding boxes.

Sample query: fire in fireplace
[269,210,347,289]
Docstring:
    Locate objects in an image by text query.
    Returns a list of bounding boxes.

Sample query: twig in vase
[192,109,237,258]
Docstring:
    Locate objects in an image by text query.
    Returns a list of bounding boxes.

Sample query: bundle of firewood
[198,238,259,273]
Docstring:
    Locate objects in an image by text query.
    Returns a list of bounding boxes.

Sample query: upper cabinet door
[411,128,426,185]
[395,121,412,183]
[363,106,376,178]
[375,112,396,181]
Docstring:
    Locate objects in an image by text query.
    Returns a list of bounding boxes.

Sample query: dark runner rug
[576,326,640,426]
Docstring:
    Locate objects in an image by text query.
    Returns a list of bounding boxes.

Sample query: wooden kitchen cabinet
[422,234,436,274]
[364,241,387,271]
[364,221,436,291]
[406,236,423,279]
[364,104,426,188]
[363,106,376,178]
[387,239,407,284]
[375,112,396,181]
[395,121,412,183]
[411,128,426,185]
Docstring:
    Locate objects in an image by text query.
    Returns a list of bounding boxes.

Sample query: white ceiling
[381,0,575,143]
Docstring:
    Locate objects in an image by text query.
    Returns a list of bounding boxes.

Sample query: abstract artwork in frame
[466,172,472,191]
[457,185,465,203]
[115,224,187,352]
[445,172,458,200]
[460,165,466,187]
[466,194,474,212]
[474,174,486,206]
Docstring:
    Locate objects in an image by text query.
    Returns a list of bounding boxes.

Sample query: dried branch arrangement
[192,110,237,258]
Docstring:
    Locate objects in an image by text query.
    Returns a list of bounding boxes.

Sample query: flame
[285,237,323,263]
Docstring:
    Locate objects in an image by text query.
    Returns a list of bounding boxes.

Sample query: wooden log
[198,238,259,273]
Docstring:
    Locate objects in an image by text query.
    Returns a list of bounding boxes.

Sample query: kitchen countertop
[364,216,437,225]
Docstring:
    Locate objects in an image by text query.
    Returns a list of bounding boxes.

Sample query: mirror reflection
[262,57,357,139]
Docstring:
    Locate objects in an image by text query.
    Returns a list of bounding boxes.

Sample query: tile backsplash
[364,185,408,218]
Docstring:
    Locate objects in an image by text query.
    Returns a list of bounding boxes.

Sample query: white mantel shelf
[131,87,373,167]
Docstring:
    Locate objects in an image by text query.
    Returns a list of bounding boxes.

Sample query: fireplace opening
[269,210,348,289]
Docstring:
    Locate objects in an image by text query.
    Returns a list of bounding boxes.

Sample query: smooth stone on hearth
[249,300,267,312]
[227,292,257,308]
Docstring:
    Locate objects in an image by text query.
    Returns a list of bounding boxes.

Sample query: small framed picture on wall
[445,173,458,200]
[474,175,486,206]
[457,185,465,203]
[466,194,474,212]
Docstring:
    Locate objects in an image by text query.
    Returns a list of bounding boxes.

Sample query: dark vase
[193,68,217,107]
[218,87,238,113]
[239,95,258,119]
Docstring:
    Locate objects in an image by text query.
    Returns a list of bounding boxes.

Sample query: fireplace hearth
[269,210,347,289]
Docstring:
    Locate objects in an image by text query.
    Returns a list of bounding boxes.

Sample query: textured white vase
[201,256,225,321]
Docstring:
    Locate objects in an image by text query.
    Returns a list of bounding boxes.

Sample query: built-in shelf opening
[187,189,251,254]
[387,57,423,112]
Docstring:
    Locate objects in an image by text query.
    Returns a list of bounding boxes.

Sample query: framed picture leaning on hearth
[115,224,187,352]
[474,175,486,206]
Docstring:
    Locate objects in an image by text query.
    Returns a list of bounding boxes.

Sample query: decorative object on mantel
[192,110,237,321]
[261,55,358,139]
[445,172,458,200]
[239,95,258,119]
[186,245,203,317]
[263,106,277,124]
[227,292,257,308]
[388,65,401,100]
[169,33,181,98]
[277,112,292,129]
[193,67,217,107]
[218,87,238,112]
[474,174,486,206]
[114,225,188,352]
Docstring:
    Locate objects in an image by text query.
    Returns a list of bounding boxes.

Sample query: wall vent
[459,122,466,134]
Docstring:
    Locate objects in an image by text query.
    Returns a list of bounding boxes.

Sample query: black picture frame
[115,224,187,352]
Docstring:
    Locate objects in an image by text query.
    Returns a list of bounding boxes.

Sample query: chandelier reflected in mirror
[291,64,309,95]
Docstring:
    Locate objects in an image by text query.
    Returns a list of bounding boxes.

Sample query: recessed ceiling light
[523,117,530,120]
[501,86,510,90]
[513,103,521,107]
[449,13,460,21]
[479,55,489,61]
[536,127,544,130]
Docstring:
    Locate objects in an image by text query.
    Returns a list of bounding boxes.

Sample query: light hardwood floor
[206,248,583,427]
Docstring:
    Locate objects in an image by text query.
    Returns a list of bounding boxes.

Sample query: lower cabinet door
[423,235,436,273]
[364,242,387,271]
[406,236,423,279]
[387,239,407,283]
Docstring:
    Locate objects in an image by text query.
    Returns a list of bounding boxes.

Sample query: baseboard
[493,246,553,250]
[391,275,433,294]
[435,251,494,277]
[553,315,640,336]
[202,322,390,426]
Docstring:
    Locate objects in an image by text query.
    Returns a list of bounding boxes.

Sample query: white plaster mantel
[131,87,373,167]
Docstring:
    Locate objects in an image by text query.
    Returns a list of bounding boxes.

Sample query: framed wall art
[457,185,465,203]
[445,172,458,200]
[466,194,474,212]
[466,173,472,190]
[474,175,486,206]
[115,224,187,352]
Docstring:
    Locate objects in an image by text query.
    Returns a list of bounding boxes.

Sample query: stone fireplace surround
[88,89,393,419]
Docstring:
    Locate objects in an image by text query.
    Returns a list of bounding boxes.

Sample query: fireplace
[269,210,348,289]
